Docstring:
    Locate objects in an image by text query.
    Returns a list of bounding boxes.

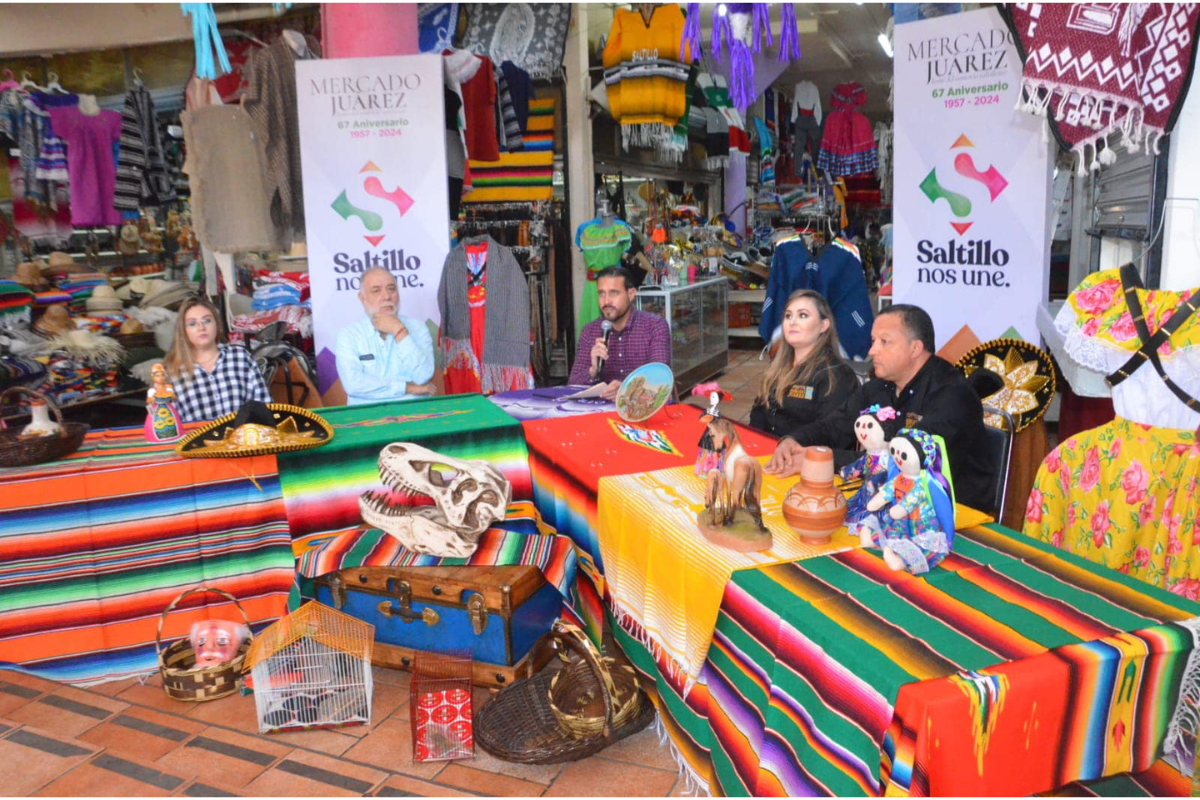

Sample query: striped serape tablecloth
[0,426,295,686]
[596,458,862,693]
[276,395,533,545]
[689,524,1200,797]
[523,406,776,643]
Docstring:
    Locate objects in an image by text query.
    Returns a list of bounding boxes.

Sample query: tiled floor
[0,666,688,797]
[681,347,764,424]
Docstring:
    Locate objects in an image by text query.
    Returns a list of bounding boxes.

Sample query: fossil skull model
[359,442,511,557]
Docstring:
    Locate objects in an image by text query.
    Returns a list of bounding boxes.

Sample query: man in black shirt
[765,304,997,511]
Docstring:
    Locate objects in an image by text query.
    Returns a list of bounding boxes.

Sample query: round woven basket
[0,387,89,469]
[548,627,642,739]
[156,586,252,703]
[476,623,654,764]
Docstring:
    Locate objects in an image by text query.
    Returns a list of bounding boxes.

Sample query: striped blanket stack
[465,97,556,203]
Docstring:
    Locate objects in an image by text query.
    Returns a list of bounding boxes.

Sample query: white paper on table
[560,384,609,400]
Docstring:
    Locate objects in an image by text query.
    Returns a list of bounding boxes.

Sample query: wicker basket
[156,586,252,703]
[476,623,654,764]
[114,331,158,351]
[548,626,642,738]
[0,388,89,469]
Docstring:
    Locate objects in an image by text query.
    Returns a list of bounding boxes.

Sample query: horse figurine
[702,417,766,532]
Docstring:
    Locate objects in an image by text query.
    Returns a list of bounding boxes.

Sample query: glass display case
[634,277,728,388]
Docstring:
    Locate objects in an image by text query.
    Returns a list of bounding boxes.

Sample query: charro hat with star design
[956,338,1057,432]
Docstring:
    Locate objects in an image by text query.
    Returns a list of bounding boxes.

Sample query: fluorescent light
[878,32,893,58]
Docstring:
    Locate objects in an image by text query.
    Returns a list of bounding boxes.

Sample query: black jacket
[788,355,996,511]
[749,362,860,440]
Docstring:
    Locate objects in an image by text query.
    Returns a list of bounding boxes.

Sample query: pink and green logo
[331,160,414,248]
[919,134,1008,237]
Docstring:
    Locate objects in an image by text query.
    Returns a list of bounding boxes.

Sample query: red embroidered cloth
[1005,3,1200,167]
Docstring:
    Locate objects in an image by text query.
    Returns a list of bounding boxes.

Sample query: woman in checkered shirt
[163,297,270,423]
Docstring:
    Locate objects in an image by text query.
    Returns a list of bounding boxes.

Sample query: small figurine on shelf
[145,363,184,443]
[697,392,769,551]
[840,405,900,526]
[858,428,956,574]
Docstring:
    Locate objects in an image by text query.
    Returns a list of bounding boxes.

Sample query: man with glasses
[335,267,437,405]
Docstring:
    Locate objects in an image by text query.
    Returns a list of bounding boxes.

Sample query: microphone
[596,320,613,379]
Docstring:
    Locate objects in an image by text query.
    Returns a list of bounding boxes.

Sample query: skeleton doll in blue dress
[839,404,900,526]
[857,428,956,574]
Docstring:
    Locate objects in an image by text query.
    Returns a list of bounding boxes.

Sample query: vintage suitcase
[313,565,562,681]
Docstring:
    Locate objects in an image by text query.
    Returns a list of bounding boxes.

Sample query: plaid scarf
[1004,3,1200,173]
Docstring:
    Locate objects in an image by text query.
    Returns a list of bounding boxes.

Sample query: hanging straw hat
[86,284,124,313]
[956,338,1057,432]
[176,401,333,458]
[32,303,76,338]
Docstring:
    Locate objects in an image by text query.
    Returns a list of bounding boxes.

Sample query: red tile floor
[0,666,688,797]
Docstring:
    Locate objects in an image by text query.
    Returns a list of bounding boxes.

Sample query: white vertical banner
[893,7,1051,349]
[296,55,450,396]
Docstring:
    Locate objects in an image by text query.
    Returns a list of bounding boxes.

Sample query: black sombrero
[176,401,333,458]
[956,338,1057,433]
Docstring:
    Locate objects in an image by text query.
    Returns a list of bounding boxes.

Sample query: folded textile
[464,150,554,203]
[230,304,312,339]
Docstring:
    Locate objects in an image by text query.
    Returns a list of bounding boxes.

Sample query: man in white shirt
[335,267,437,405]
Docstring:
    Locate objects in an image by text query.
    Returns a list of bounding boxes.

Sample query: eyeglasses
[186,316,215,328]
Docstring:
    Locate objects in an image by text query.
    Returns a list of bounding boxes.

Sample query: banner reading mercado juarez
[297,55,450,398]
[893,7,1051,350]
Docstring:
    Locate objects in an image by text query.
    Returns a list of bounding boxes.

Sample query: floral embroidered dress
[1024,267,1200,595]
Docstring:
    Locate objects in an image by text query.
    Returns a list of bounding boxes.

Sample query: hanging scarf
[1003,3,1200,174]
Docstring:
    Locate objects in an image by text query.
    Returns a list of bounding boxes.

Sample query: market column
[565,3,594,338]
[321,3,418,58]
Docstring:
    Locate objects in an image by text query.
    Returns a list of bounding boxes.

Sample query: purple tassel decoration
[681,2,702,61]
[752,3,773,54]
[778,3,801,62]
[729,39,755,110]
[710,4,733,63]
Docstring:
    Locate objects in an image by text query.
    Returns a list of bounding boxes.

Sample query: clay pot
[782,446,848,544]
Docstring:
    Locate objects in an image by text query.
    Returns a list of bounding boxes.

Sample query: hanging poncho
[1003,3,1200,173]
[602,5,693,153]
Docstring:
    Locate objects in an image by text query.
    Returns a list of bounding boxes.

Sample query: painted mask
[189,620,250,666]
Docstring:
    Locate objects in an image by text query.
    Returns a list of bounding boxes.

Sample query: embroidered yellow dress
[1024,268,1200,595]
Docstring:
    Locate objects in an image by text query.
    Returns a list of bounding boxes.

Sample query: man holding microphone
[567,266,672,399]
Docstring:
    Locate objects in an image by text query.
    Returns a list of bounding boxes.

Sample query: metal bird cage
[244,602,374,734]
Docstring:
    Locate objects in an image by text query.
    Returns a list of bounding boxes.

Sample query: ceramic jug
[21,399,60,438]
[782,446,847,544]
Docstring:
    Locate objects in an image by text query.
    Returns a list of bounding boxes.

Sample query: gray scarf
[437,235,530,368]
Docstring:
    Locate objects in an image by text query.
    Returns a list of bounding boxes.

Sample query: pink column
[321,3,419,58]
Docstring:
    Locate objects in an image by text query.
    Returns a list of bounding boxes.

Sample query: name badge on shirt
[905,412,923,428]
[788,385,815,400]
[359,354,375,362]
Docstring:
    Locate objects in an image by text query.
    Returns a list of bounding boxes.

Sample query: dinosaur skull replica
[359,442,511,557]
